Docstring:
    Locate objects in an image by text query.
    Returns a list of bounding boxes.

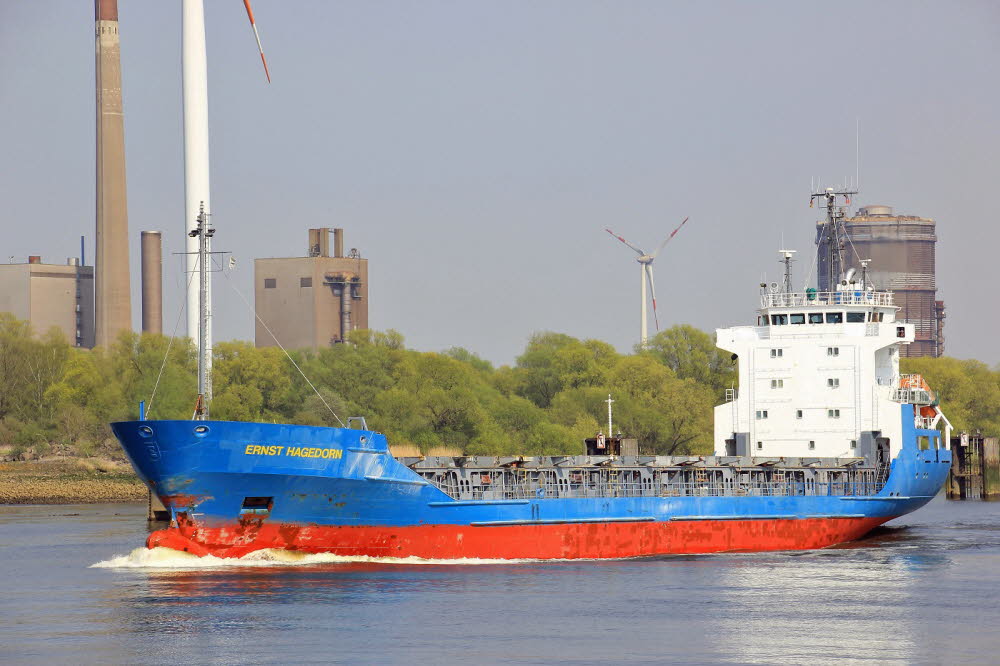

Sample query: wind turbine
[181,0,270,398]
[605,217,689,346]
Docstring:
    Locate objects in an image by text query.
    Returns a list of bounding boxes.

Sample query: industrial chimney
[141,231,162,334]
[95,0,132,347]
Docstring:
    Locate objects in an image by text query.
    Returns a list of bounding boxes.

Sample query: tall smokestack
[95,0,131,347]
[141,231,162,334]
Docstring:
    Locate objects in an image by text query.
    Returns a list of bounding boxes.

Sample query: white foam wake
[90,546,539,569]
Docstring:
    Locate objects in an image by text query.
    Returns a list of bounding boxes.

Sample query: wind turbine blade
[646,264,659,331]
[243,0,271,83]
[605,228,645,255]
[652,216,689,258]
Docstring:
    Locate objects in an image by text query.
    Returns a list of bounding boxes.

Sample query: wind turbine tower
[606,217,689,346]
[181,0,270,396]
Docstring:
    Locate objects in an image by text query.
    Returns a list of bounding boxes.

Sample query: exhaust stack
[141,231,162,334]
[95,0,132,347]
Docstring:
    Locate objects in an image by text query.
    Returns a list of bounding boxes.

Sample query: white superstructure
[715,281,916,459]
[714,189,952,464]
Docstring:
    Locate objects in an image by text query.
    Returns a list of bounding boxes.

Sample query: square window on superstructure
[827,409,841,418]
[771,379,784,389]
[827,378,840,388]
[264,278,276,289]
[808,441,816,450]
[770,348,783,358]
[300,277,312,288]
[827,347,839,356]
[756,441,763,450]
[851,440,857,449]
[796,409,803,418]
[756,410,768,419]
[790,313,805,325]
[808,313,824,324]
[826,312,843,324]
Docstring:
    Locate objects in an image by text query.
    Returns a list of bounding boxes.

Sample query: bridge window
[897,326,906,338]
[790,313,805,325]
[825,312,843,324]
[918,436,930,450]
[847,312,865,323]
[771,314,788,325]
[808,313,824,324]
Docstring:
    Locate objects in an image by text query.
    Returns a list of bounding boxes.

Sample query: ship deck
[399,455,890,502]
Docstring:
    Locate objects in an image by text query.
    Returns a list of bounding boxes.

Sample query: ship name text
[243,444,344,460]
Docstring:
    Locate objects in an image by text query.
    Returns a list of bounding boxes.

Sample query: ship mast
[811,187,857,289]
[189,202,214,419]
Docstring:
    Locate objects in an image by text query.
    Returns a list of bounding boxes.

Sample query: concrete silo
[817,204,944,357]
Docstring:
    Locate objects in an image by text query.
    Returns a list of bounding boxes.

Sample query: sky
[2,1,998,366]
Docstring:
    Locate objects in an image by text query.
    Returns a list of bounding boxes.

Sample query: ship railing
[422,474,886,501]
[891,388,933,405]
[760,290,894,309]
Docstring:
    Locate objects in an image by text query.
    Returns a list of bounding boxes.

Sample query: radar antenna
[778,249,796,294]
[810,187,857,291]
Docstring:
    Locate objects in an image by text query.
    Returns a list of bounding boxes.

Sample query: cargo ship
[112,189,953,559]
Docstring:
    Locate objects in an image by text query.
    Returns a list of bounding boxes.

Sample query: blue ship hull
[111,405,949,559]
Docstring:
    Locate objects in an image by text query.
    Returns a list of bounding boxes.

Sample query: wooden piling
[985,437,1000,499]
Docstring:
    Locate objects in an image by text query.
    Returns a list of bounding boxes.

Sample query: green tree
[902,357,1000,435]
[642,325,736,398]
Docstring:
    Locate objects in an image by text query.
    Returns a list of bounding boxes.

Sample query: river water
[2,495,999,664]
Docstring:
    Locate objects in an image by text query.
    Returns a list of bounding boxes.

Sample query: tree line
[0,312,996,460]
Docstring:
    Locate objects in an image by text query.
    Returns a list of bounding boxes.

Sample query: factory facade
[817,204,944,358]
[254,229,369,350]
[0,257,95,348]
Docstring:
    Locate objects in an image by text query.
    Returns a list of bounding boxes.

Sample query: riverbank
[0,459,146,504]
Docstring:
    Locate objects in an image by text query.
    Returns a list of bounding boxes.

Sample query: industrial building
[817,204,944,357]
[254,228,368,350]
[0,256,95,348]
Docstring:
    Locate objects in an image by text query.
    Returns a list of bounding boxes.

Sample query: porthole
[138,426,154,438]
[359,436,367,444]
[193,425,210,437]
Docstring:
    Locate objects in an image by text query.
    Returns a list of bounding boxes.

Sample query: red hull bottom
[147,516,894,560]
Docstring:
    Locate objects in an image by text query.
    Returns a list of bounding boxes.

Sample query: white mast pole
[183,0,212,380]
[606,394,614,438]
